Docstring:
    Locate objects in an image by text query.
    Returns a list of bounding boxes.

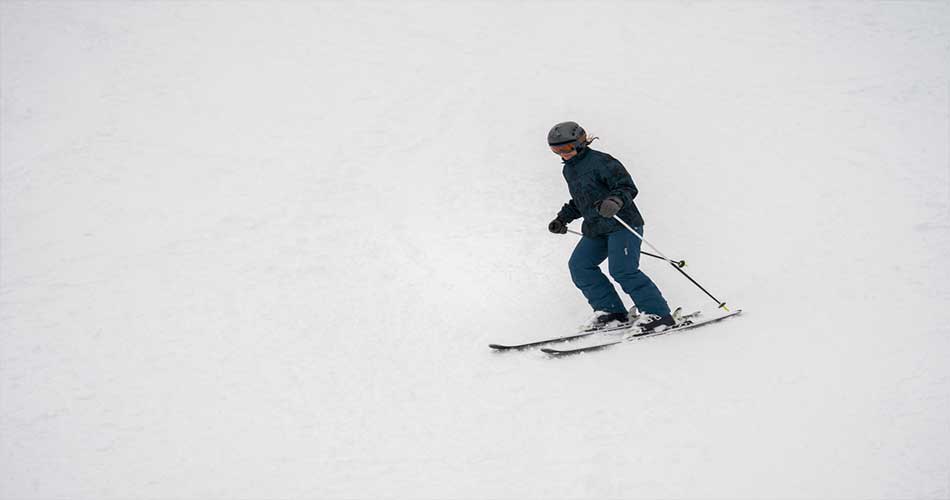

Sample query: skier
[546,121,676,333]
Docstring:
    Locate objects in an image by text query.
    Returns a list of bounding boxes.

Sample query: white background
[2,2,949,499]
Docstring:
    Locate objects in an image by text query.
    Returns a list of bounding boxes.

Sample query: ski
[540,309,743,356]
[488,320,634,351]
[488,308,699,351]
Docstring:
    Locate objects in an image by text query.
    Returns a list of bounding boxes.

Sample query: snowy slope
[2,2,949,499]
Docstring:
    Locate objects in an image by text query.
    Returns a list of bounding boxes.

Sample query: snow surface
[2,2,949,499]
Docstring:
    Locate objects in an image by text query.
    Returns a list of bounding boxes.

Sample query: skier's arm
[557,199,582,223]
[602,156,638,208]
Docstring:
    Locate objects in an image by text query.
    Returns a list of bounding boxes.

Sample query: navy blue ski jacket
[556,148,645,236]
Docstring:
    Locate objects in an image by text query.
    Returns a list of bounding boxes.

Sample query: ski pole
[566,228,687,268]
[612,215,730,312]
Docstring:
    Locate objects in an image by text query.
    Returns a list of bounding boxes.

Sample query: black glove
[596,196,623,218]
[548,218,567,234]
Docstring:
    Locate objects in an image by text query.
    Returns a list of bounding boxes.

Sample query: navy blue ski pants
[568,227,671,316]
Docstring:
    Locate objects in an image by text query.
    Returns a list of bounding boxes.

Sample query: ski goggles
[549,143,577,155]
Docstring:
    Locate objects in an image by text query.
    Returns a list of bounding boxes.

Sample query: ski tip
[488,344,510,350]
[542,342,620,356]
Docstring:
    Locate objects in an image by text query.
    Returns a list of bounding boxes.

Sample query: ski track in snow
[2,2,949,499]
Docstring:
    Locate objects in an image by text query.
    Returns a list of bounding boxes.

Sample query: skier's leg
[607,228,671,316]
[569,235,626,313]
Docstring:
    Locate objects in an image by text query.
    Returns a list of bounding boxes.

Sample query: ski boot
[583,310,629,331]
[635,313,677,333]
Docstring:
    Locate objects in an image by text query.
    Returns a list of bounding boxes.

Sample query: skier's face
[557,149,578,160]
[550,144,578,160]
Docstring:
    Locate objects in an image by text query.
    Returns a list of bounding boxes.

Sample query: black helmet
[547,121,587,150]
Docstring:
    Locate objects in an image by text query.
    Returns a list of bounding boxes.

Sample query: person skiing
[546,121,676,333]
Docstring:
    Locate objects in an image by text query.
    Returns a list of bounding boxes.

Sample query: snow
[2,2,949,499]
